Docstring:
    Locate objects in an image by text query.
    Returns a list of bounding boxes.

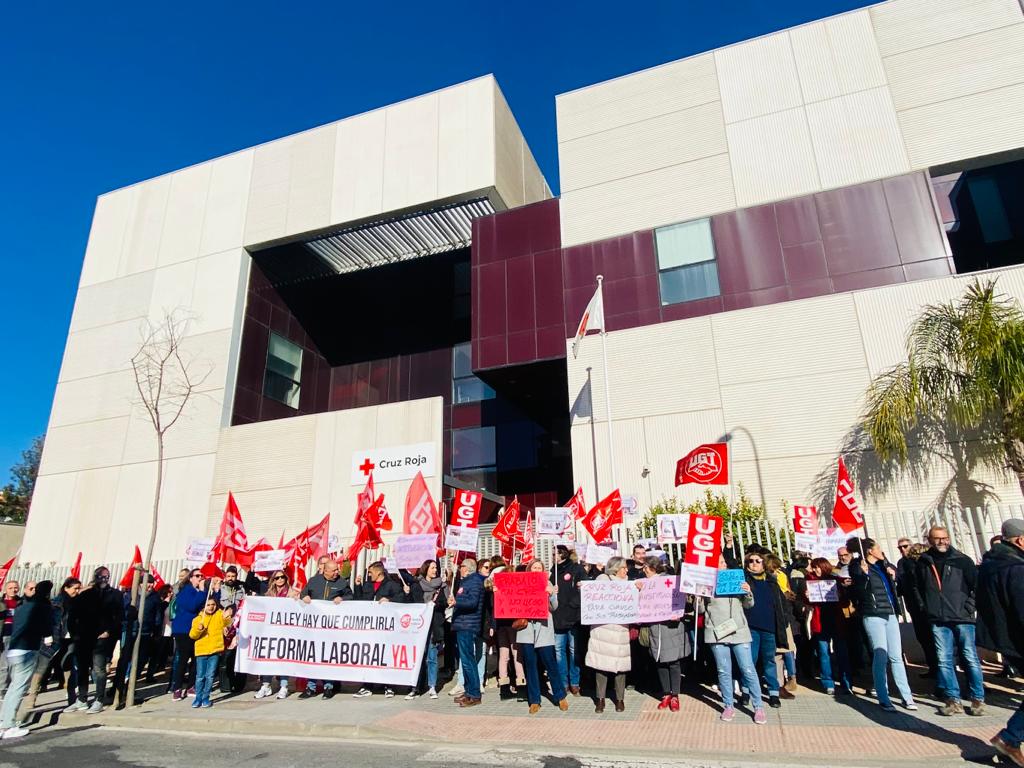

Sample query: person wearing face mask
[914,526,985,717]
[850,538,917,712]
[67,568,124,713]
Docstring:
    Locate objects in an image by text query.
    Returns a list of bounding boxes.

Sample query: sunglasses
[745,558,763,564]
[190,574,202,579]
[898,544,910,549]
[273,575,286,581]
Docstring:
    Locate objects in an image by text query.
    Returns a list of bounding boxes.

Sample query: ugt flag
[675,443,729,486]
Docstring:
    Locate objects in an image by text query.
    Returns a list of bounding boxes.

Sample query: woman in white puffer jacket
[584,556,632,713]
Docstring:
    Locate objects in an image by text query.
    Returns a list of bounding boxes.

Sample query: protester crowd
[0,519,1021,766]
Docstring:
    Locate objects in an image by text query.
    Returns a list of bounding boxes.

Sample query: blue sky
[0,1,871,478]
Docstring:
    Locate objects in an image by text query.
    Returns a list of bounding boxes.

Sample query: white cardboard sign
[536,507,570,537]
[445,524,479,553]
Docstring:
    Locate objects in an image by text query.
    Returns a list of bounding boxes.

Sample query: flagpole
[597,275,623,555]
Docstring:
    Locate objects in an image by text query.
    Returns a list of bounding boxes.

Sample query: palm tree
[863,279,1024,496]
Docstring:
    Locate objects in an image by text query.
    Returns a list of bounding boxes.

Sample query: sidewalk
[28,665,1021,767]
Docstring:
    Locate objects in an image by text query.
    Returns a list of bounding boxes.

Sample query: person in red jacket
[804,558,852,695]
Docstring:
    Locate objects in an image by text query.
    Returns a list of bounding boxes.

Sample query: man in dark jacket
[550,546,586,695]
[299,559,353,700]
[68,567,124,713]
[978,519,1024,766]
[915,526,985,716]
[350,561,408,699]
[0,580,54,739]
[448,558,485,707]
[896,537,938,678]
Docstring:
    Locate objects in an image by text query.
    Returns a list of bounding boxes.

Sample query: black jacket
[70,585,124,641]
[914,547,977,624]
[301,574,353,602]
[550,560,587,632]
[850,557,899,618]
[896,556,925,615]
[976,541,1024,660]
[9,598,55,652]
[356,577,406,602]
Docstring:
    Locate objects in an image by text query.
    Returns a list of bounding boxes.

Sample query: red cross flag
[675,443,729,486]
[571,285,605,359]
[832,456,864,534]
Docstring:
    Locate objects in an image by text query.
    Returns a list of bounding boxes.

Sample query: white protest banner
[252,549,286,573]
[585,542,618,565]
[185,537,215,567]
[393,534,440,569]
[580,580,640,625]
[794,533,818,553]
[812,528,850,559]
[445,524,479,553]
[657,514,689,545]
[806,579,840,603]
[382,557,400,575]
[237,597,431,686]
[637,576,688,622]
[536,507,570,537]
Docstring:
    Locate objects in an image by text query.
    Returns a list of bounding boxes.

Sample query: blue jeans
[554,629,580,688]
[456,634,484,689]
[782,651,796,679]
[999,699,1024,748]
[0,652,37,728]
[710,642,763,710]
[748,629,779,696]
[456,631,482,699]
[813,633,852,691]
[863,615,913,706]
[426,642,440,689]
[520,643,566,706]
[194,654,219,707]
[932,622,985,702]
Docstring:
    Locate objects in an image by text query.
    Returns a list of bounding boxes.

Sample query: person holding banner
[584,557,632,713]
[640,557,690,712]
[410,560,449,700]
[488,557,526,702]
[804,559,852,696]
[448,558,486,708]
[850,538,917,712]
[253,571,293,701]
[704,555,766,724]
[299,559,353,700]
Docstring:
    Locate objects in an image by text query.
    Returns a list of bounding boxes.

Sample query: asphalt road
[0,726,732,768]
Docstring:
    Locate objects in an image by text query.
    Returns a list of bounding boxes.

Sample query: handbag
[707,599,738,641]
[638,626,651,648]
[511,618,528,631]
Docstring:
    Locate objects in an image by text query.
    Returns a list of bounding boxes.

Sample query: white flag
[571,285,604,359]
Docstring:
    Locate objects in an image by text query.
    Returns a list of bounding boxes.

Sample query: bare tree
[123,311,211,707]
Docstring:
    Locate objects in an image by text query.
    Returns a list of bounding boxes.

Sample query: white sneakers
[1,727,29,740]
[353,688,372,698]
[405,690,418,700]
[428,688,439,700]
[254,683,273,699]
[383,688,395,699]
[63,701,88,713]
[276,685,288,700]
[86,701,103,714]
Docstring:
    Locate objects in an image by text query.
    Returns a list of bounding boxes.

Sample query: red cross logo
[359,459,375,476]
[664,578,673,588]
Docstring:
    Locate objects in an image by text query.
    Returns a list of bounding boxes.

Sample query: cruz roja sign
[350,442,437,486]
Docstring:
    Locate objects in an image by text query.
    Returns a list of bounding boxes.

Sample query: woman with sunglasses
[254,571,293,700]
[742,551,789,709]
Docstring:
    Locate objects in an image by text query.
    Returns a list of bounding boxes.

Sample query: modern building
[24,0,1024,564]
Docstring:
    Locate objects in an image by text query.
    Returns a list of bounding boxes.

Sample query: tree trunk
[126,436,164,708]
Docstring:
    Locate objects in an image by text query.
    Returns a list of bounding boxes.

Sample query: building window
[452,343,495,404]
[263,332,302,409]
[968,176,1012,244]
[452,426,496,491]
[654,218,720,305]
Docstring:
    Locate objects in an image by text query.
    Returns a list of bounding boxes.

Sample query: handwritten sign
[637,576,688,622]
[715,569,747,596]
[493,571,550,619]
[184,537,215,567]
[580,579,640,625]
[812,528,850,559]
[251,549,286,573]
[536,507,571,537]
[806,579,839,603]
[382,557,400,575]
[584,542,619,565]
[657,514,689,545]
[445,524,479,553]
[393,534,440,569]
[680,565,717,597]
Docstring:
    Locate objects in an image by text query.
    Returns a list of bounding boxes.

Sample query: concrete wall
[556,0,1024,246]
[567,265,1024,550]
[25,77,549,564]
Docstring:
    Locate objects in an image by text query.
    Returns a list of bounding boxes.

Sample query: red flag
[150,563,166,591]
[675,443,729,486]
[282,531,309,572]
[581,489,623,543]
[362,495,389,531]
[119,546,143,589]
[565,487,587,520]
[345,516,383,564]
[404,472,441,535]
[356,473,376,526]
[285,550,307,590]
[520,511,535,563]
[683,513,723,568]
[70,552,82,580]
[450,488,482,528]
[492,497,521,544]
[213,492,250,566]
[0,554,17,591]
[832,456,864,534]
[303,514,331,561]
[200,560,224,579]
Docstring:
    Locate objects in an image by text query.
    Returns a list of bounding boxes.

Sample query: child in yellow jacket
[189,598,226,709]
